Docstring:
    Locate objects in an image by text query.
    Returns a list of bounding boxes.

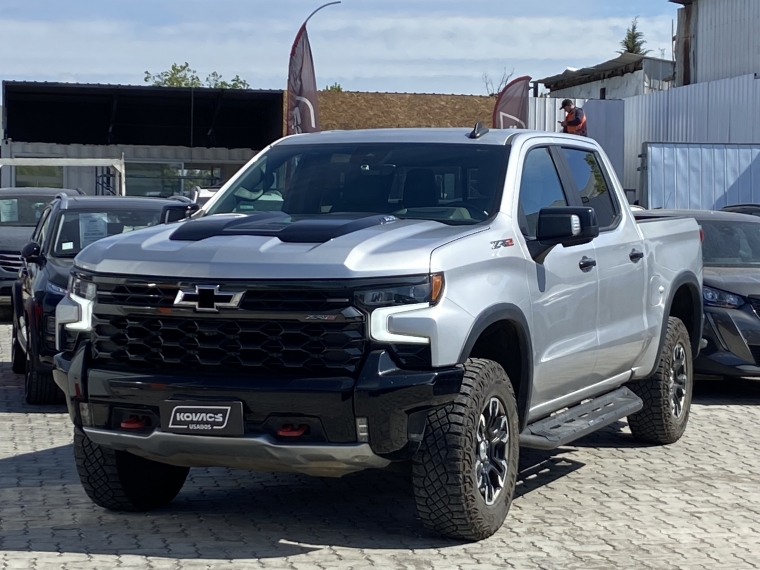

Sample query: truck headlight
[703,286,744,309]
[57,273,96,350]
[69,275,97,301]
[356,274,445,308]
[46,281,67,296]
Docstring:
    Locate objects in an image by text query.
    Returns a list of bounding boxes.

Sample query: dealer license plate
[160,401,244,436]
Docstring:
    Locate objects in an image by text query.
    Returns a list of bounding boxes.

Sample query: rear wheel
[627,317,693,444]
[74,430,189,511]
[412,359,519,540]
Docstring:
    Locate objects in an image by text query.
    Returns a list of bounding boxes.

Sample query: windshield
[205,143,510,224]
[0,195,53,227]
[701,220,760,266]
[51,210,162,258]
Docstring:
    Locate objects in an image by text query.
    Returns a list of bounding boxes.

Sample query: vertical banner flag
[492,76,532,129]
[287,25,320,135]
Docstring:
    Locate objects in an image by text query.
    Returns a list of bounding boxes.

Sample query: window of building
[14,166,64,188]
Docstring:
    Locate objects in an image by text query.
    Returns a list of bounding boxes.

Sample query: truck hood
[703,267,760,298]
[74,213,486,279]
[0,226,36,253]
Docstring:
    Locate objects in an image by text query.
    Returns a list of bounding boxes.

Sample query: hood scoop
[170,212,399,244]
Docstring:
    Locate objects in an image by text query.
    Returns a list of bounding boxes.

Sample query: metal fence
[623,73,760,190]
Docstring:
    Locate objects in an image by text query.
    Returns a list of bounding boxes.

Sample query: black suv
[0,187,84,320]
[11,194,197,404]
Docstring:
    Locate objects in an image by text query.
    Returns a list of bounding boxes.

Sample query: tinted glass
[51,210,162,257]
[517,148,568,237]
[700,220,760,266]
[561,148,618,228]
[206,144,510,225]
[0,195,53,227]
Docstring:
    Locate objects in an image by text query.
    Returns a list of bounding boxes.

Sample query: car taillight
[699,228,704,242]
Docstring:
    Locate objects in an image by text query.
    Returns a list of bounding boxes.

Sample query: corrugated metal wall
[623,73,760,189]
[693,0,760,84]
[643,143,760,210]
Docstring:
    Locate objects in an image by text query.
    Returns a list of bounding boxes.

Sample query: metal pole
[302,1,341,27]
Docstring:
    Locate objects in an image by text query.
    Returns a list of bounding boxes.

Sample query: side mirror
[21,242,43,265]
[529,207,599,263]
[161,203,200,224]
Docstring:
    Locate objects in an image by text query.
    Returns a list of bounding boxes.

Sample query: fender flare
[458,303,534,431]
[643,271,702,378]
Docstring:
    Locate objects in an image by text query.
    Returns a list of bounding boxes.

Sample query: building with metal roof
[537,53,675,100]
[1,81,283,195]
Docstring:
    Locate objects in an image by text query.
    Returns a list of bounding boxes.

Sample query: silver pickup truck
[54,126,703,541]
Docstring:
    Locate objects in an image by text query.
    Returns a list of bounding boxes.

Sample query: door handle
[579,256,597,272]
[629,250,644,263]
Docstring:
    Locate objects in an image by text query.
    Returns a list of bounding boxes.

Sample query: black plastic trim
[457,303,533,431]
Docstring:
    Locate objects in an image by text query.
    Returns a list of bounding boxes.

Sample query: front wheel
[74,430,189,511]
[24,324,61,405]
[412,359,519,541]
[627,317,693,444]
[11,315,26,374]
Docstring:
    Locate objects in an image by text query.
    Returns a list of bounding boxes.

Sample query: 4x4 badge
[174,286,244,312]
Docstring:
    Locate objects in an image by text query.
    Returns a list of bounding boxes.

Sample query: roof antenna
[467,121,489,139]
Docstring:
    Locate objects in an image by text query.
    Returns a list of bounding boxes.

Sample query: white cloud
[0,13,674,94]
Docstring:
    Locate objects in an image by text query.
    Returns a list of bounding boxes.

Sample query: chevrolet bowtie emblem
[173,286,244,312]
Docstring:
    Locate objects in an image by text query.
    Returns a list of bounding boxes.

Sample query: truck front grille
[92,314,366,376]
[96,281,354,311]
[0,252,22,274]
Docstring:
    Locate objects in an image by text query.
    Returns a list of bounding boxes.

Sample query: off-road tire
[74,430,189,512]
[11,317,26,374]
[627,317,693,444]
[412,358,519,541]
[25,368,60,405]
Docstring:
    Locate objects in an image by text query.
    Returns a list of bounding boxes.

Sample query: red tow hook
[276,424,309,437]
[120,415,149,429]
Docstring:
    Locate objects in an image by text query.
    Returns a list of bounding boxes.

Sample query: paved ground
[1,324,760,569]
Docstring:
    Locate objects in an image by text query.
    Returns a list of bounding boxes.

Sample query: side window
[31,207,51,244]
[561,148,618,228]
[518,148,568,237]
[37,209,55,250]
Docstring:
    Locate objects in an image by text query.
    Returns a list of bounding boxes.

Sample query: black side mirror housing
[161,203,200,224]
[20,242,43,265]
[529,207,599,263]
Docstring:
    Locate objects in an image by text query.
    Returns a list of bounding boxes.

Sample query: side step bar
[519,387,643,450]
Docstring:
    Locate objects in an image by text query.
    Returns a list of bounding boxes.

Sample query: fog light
[356,417,369,443]
[79,403,93,427]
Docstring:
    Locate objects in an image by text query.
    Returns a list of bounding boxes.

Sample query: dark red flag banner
[492,76,532,129]
[287,25,320,135]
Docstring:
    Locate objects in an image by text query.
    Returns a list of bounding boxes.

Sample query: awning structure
[2,82,284,150]
[537,53,671,92]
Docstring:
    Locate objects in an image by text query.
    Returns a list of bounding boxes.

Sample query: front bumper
[81,427,390,477]
[696,305,760,378]
[54,345,463,475]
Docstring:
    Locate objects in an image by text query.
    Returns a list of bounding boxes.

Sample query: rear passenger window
[561,148,618,228]
[517,148,568,237]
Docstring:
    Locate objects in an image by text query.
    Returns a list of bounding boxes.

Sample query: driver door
[517,146,601,420]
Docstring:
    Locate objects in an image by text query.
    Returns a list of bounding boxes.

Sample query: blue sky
[1,0,679,95]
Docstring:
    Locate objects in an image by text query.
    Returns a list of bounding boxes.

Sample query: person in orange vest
[559,99,588,137]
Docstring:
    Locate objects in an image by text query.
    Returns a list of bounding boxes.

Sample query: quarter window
[561,148,618,228]
[517,148,568,237]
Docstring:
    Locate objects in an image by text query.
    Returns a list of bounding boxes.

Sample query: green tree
[144,62,250,89]
[620,17,651,55]
[323,82,343,92]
